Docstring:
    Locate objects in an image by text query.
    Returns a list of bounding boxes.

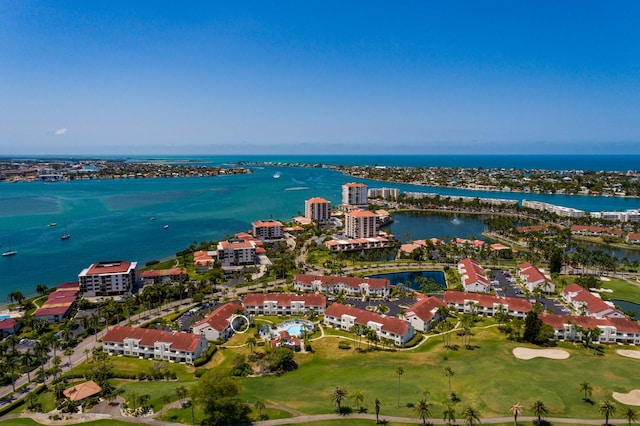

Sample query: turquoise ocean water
[1,155,639,300]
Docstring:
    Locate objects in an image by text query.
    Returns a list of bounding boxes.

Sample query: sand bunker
[617,350,640,359]
[613,390,640,406]
[512,347,570,360]
[599,277,611,282]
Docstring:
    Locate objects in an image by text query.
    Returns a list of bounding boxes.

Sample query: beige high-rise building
[342,183,368,207]
[345,210,378,239]
[305,197,331,224]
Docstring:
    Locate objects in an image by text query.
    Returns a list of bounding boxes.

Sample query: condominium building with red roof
[102,325,208,364]
[78,260,138,297]
[342,182,368,207]
[242,293,326,316]
[562,284,624,318]
[344,210,378,239]
[540,313,640,344]
[404,296,447,332]
[324,303,415,346]
[293,274,390,298]
[443,290,532,319]
[305,197,331,224]
[192,302,244,342]
[457,258,491,293]
[252,220,284,241]
[517,262,555,293]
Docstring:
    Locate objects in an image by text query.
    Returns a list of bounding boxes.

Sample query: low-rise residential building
[293,274,391,298]
[325,235,394,252]
[517,263,555,293]
[404,296,447,332]
[102,325,208,364]
[192,302,244,341]
[242,293,326,315]
[79,260,138,297]
[34,282,79,323]
[570,225,624,238]
[141,268,188,284]
[457,258,491,293]
[305,197,331,224]
[590,209,640,222]
[541,314,640,344]
[562,284,624,318]
[443,291,532,319]
[252,220,284,241]
[626,232,640,244]
[0,318,19,337]
[324,303,415,346]
[193,250,216,271]
[522,200,586,218]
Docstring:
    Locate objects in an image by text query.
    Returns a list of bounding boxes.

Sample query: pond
[612,299,640,319]
[367,270,446,291]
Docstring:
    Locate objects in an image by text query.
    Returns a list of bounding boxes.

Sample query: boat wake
[284,187,310,191]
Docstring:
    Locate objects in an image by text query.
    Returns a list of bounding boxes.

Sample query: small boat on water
[164,225,169,229]
[48,222,57,227]
[2,250,17,257]
[150,217,155,221]
[61,233,70,240]
[273,172,281,179]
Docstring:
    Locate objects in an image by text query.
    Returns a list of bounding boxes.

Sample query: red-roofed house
[252,220,284,241]
[102,326,208,363]
[0,318,19,336]
[78,260,138,297]
[34,282,79,323]
[293,274,390,298]
[540,314,640,344]
[562,284,624,318]
[324,303,414,346]
[457,258,491,293]
[626,232,640,244]
[517,263,555,293]
[443,291,532,319]
[192,302,244,341]
[404,296,447,332]
[242,293,326,315]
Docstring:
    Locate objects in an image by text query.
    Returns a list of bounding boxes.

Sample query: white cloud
[54,128,67,136]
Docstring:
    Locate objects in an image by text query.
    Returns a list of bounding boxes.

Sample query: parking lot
[491,270,570,315]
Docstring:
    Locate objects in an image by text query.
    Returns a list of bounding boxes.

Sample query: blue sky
[1,1,639,155]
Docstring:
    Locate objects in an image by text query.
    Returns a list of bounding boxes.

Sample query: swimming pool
[276,319,314,337]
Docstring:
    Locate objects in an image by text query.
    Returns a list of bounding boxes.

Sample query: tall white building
[342,183,368,207]
[305,197,331,224]
[78,260,138,297]
[345,210,378,239]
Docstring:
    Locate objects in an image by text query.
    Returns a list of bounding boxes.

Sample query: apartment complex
[344,210,378,239]
[217,239,257,267]
[192,302,245,342]
[404,296,447,332]
[443,291,532,319]
[324,303,415,346]
[78,260,138,297]
[457,258,491,293]
[305,197,331,224]
[293,273,391,297]
[102,325,207,364]
[242,293,327,316]
[517,263,555,293]
[521,200,586,218]
[252,220,284,241]
[342,183,368,207]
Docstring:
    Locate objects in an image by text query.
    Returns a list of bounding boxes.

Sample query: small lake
[367,270,446,291]
[612,300,640,318]
[383,211,490,243]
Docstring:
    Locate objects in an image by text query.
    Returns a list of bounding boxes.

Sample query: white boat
[164,225,169,229]
[2,250,17,257]
[273,172,281,179]
[61,233,70,240]
[48,222,57,227]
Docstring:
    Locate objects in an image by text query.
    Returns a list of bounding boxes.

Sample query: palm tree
[247,337,256,354]
[462,406,481,426]
[443,404,456,425]
[414,399,432,425]
[600,399,617,426]
[21,349,35,383]
[375,398,381,424]
[623,407,638,426]
[396,366,404,408]
[444,367,454,401]
[5,352,18,392]
[530,400,548,426]
[64,347,74,367]
[331,386,348,410]
[351,389,364,412]
[510,402,523,426]
[580,381,593,401]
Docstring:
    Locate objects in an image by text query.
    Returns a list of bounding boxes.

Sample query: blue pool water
[286,325,303,336]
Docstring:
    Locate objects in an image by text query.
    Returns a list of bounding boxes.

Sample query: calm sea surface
[1,155,639,300]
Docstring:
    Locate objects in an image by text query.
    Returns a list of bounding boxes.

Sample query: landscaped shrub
[193,344,217,367]
[338,341,351,350]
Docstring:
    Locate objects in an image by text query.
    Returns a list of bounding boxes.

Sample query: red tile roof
[443,290,532,312]
[142,268,187,278]
[194,302,243,332]
[34,305,73,317]
[406,296,446,321]
[103,325,203,352]
[348,210,377,218]
[325,303,410,336]
[458,258,490,288]
[253,220,283,227]
[294,274,390,290]
[307,197,329,203]
[86,261,133,275]
[563,284,620,315]
[0,318,16,330]
[541,313,640,334]
[243,293,326,307]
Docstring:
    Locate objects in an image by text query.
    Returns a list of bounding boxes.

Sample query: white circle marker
[230,314,250,333]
